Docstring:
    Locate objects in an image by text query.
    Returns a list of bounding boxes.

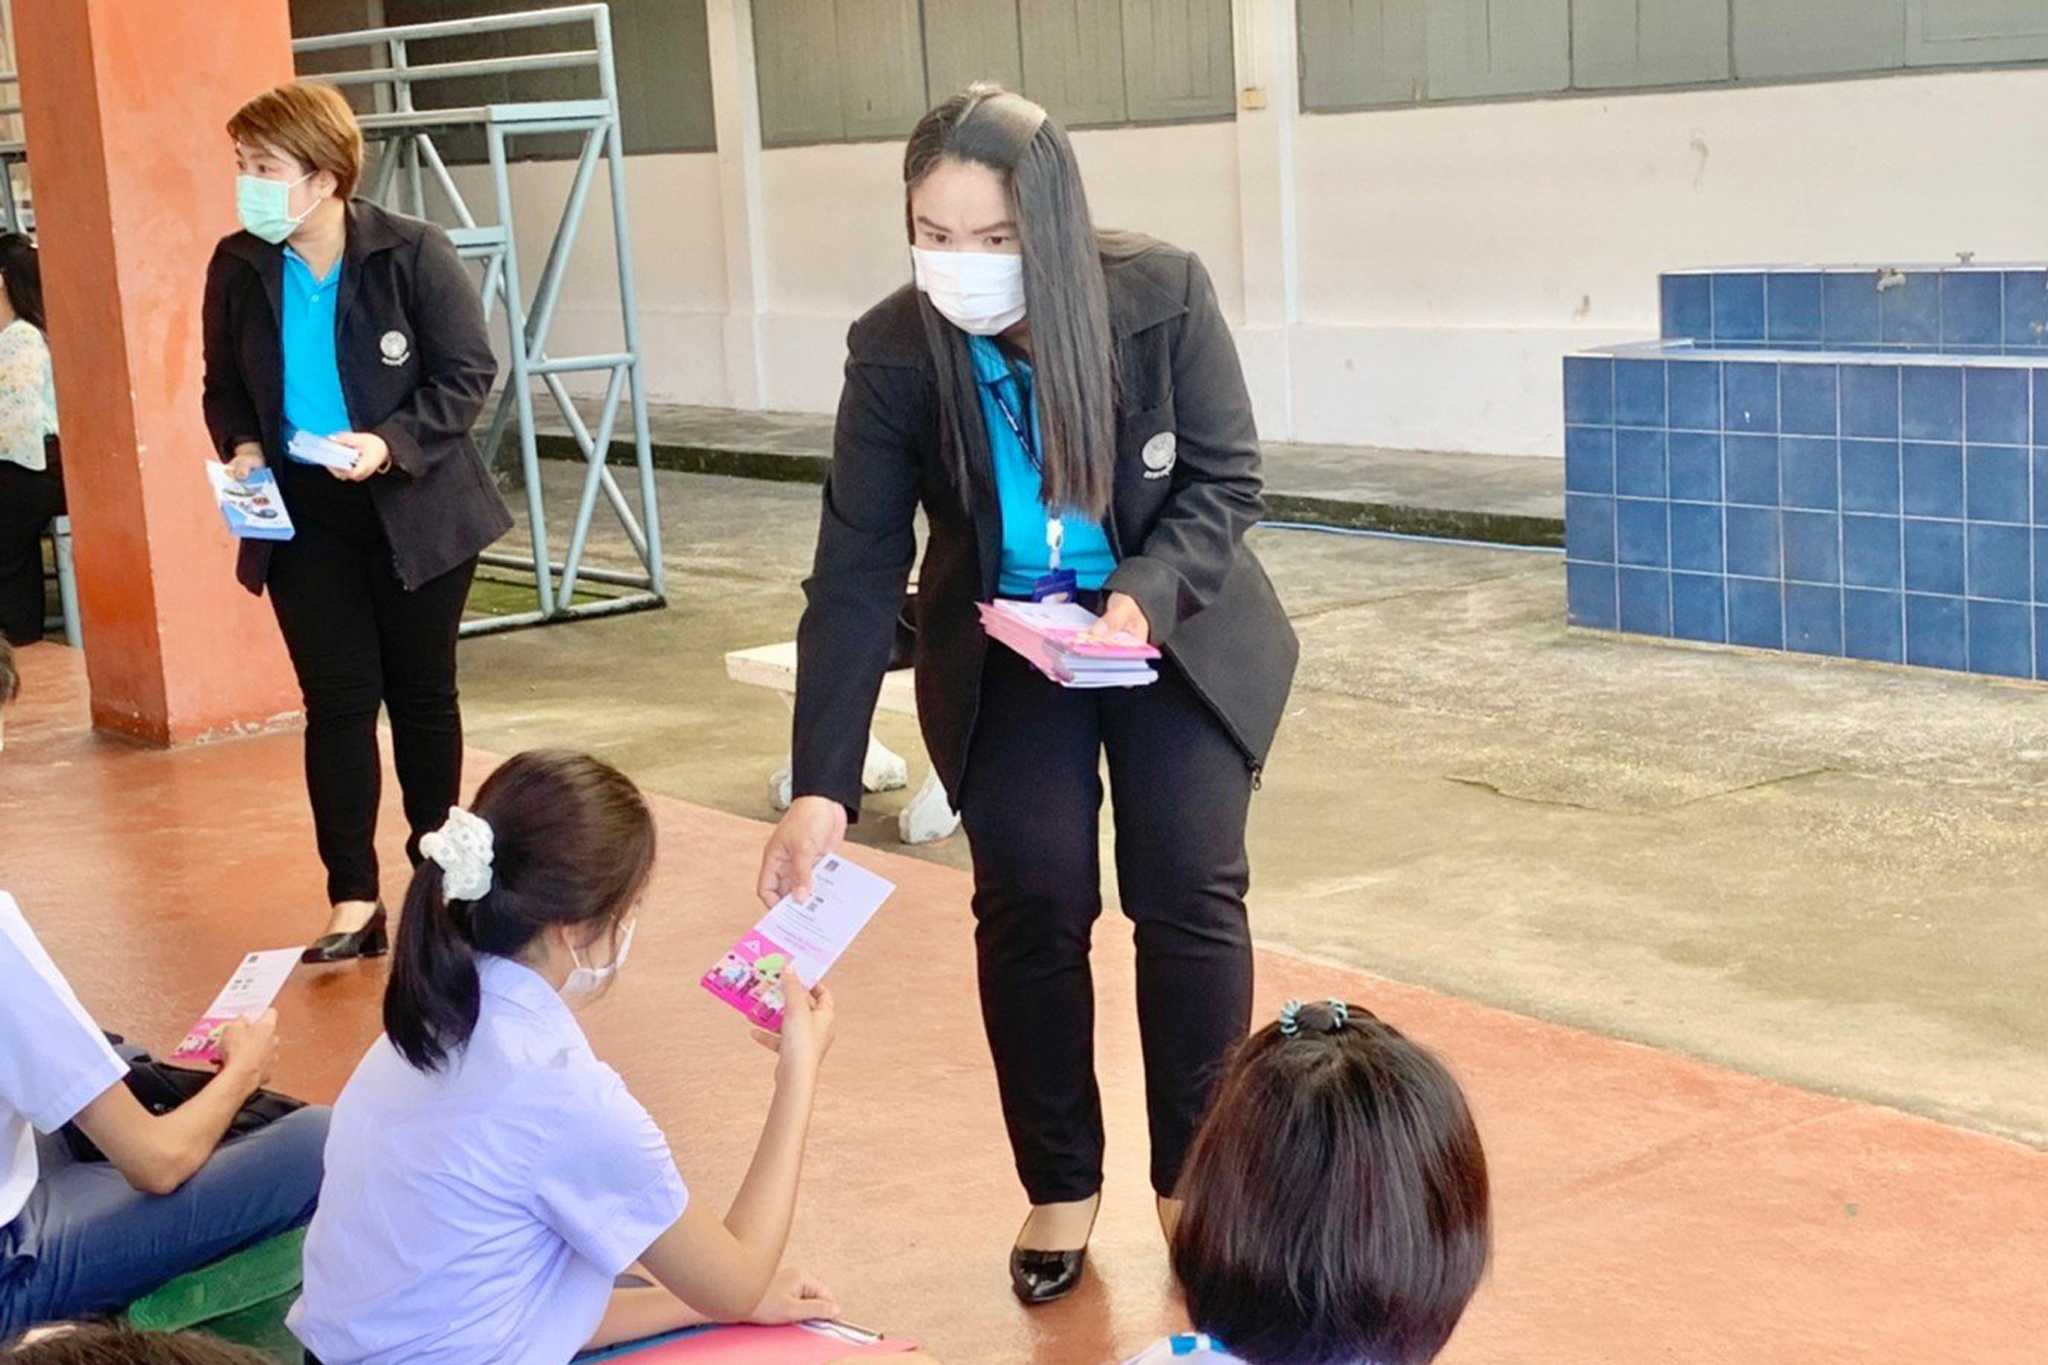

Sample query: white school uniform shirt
[289,954,689,1365]
[0,891,128,1228]
[0,319,57,473]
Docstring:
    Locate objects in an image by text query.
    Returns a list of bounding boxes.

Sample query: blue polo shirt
[967,334,1116,598]
[281,246,351,444]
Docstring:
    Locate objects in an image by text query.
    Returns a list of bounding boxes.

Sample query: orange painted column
[13,0,301,745]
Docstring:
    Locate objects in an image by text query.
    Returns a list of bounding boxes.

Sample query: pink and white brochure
[169,948,301,1064]
[700,855,895,1032]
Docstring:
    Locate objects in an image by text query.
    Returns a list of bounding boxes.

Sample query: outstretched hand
[756,796,847,907]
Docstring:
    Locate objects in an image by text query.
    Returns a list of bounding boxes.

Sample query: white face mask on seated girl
[912,246,1027,335]
[560,916,636,1004]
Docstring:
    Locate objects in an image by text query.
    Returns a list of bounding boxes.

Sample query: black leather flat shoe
[302,903,389,964]
[1009,1243,1088,1306]
[1009,1196,1100,1306]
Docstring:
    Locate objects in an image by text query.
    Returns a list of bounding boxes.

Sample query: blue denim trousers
[0,1101,328,1337]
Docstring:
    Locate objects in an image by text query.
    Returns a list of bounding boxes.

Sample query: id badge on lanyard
[1033,521,1077,603]
[992,370,1078,604]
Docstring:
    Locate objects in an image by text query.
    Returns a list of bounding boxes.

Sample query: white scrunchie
[420,805,494,901]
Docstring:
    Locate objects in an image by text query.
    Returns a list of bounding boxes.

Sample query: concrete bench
[723,642,960,846]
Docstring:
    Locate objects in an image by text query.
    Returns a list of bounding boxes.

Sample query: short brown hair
[0,1324,272,1365]
[226,81,363,200]
[1171,1002,1491,1365]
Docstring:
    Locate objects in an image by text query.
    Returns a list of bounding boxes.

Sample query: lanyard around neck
[986,364,1039,472]
[986,357,1071,572]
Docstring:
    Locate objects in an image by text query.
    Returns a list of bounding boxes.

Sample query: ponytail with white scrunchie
[386,751,656,1073]
[419,805,494,901]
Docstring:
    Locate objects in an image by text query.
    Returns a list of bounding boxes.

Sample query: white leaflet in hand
[701,855,896,1030]
[169,947,301,1063]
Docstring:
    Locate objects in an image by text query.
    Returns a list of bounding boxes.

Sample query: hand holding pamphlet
[701,854,895,1032]
[287,430,358,471]
[169,948,302,1064]
[978,599,1160,688]
[207,464,294,541]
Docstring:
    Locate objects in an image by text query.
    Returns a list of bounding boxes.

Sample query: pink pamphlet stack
[976,599,1160,688]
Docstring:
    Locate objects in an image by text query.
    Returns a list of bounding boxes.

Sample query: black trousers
[0,439,63,646]
[266,511,476,906]
[955,645,1257,1204]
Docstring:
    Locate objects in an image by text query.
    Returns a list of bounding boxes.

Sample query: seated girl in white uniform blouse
[289,750,933,1365]
[1118,1000,1492,1365]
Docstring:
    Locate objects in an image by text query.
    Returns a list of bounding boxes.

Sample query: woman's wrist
[772,1059,821,1101]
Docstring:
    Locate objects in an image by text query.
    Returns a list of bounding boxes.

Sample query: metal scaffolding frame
[293,3,663,635]
[0,66,32,233]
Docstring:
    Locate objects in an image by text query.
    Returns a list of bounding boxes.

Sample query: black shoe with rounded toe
[1009,1243,1088,1306]
[1009,1197,1100,1306]
[301,903,389,964]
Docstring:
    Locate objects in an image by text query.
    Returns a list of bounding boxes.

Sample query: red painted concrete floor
[3,641,2044,1364]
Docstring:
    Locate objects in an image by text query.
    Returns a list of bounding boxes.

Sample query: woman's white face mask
[908,158,1027,335]
[912,247,1026,336]
[560,916,637,1005]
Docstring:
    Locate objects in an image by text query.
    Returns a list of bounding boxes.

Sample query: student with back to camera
[290,750,938,1365]
[1120,999,1491,1365]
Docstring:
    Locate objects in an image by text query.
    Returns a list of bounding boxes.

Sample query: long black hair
[1171,1002,1492,1365]
[385,749,656,1072]
[0,233,45,333]
[904,84,1121,518]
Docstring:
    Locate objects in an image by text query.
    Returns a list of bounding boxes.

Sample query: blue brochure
[207,464,295,541]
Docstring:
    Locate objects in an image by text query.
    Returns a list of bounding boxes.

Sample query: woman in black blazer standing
[757,85,1297,1304]
[202,83,511,963]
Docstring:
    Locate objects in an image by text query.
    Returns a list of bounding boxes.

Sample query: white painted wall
[1288,65,2048,455]
[453,10,2048,460]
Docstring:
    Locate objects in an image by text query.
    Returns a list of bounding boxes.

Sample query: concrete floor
[462,464,2048,1149]
[6,649,2044,1365]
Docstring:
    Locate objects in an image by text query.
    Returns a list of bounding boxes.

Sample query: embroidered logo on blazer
[379,330,411,366]
[1141,431,1177,479]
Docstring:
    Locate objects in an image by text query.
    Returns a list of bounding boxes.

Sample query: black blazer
[201,199,512,593]
[793,237,1299,817]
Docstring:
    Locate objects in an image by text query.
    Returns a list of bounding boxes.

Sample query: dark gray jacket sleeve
[790,357,926,819]
[1103,255,1266,646]
[373,226,497,478]
[201,248,262,460]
